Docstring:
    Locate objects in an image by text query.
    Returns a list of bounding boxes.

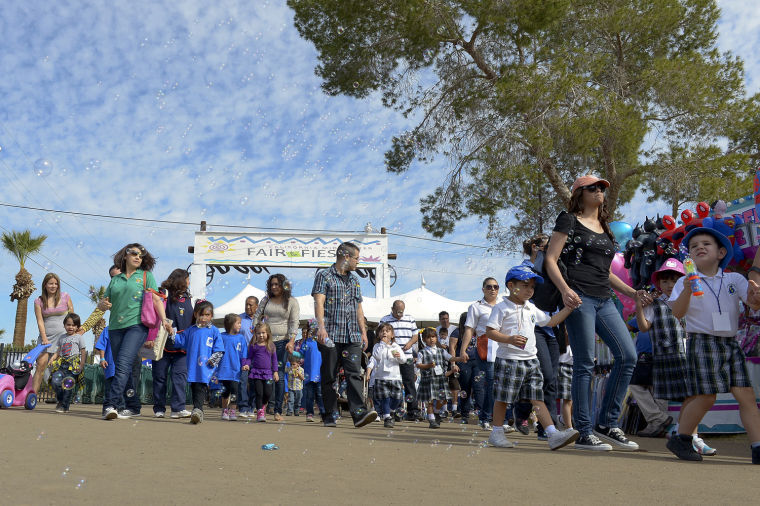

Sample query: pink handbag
[140,271,164,329]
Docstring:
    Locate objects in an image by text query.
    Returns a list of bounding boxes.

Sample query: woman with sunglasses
[545,175,650,451]
[100,243,172,420]
[252,273,300,421]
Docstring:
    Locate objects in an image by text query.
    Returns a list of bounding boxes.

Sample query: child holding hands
[372,322,407,428]
[485,265,579,450]
[416,327,461,428]
[242,323,279,422]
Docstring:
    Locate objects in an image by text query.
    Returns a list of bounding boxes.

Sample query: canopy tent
[213,284,267,317]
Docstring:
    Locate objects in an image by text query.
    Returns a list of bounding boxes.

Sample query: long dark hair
[266,273,291,309]
[160,269,190,302]
[568,189,612,237]
[39,272,62,310]
[191,300,214,325]
[113,243,156,272]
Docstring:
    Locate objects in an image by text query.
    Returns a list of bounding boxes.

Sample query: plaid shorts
[557,363,572,400]
[374,379,404,400]
[686,333,752,396]
[418,373,450,403]
[652,352,689,401]
[493,358,544,404]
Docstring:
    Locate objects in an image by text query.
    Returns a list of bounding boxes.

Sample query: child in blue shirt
[300,319,323,422]
[217,313,247,421]
[169,300,224,424]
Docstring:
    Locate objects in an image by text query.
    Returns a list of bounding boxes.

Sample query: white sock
[383,414,390,419]
[545,425,558,436]
[428,414,435,421]
[452,403,458,411]
[492,425,504,433]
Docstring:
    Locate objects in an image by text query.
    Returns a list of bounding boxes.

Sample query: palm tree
[88,284,108,339]
[1,230,47,347]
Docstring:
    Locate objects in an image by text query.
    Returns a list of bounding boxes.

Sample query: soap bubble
[459,391,468,399]
[369,457,376,464]
[62,376,76,390]
[34,158,53,177]
[61,467,71,477]
[337,26,345,34]
[326,431,333,438]
[76,478,86,490]
[126,389,135,398]
[37,431,46,440]
[86,159,101,171]
[51,370,64,387]
[240,196,249,206]
[135,192,143,201]
[341,350,349,358]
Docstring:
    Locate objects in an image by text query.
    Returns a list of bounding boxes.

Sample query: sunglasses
[126,248,144,258]
[582,184,606,193]
[484,284,499,290]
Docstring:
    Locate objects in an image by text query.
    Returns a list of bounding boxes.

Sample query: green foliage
[1,230,47,269]
[289,0,754,244]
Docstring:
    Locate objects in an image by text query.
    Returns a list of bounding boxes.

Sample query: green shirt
[105,269,157,330]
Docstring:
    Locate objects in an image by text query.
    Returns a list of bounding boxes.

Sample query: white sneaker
[693,436,718,456]
[488,429,514,448]
[503,424,516,433]
[190,408,203,424]
[103,407,118,420]
[117,410,132,419]
[548,428,580,450]
[154,411,165,418]
[480,421,492,431]
[171,410,192,419]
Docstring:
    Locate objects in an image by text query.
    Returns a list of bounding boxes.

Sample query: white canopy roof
[213,284,267,317]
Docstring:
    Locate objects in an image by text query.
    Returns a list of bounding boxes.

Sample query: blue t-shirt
[216,332,247,381]
[240,313,255,346]
[173,325,224,383]
[301,337,321,383]
[94,327,115,379]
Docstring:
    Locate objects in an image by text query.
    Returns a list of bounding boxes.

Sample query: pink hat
[571,174,610,193]
[651,258,685,288]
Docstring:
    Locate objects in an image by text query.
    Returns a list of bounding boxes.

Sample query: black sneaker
[383,417,395,428]
[434,413,441,424]
[393,412,402,422]
[593,425,639,451]
[752,445,760,465]
[515,419,530,435]
[323,416,337,427]
[429,419,440,429]
[453,412,462,419]
[353,409,377,428]
[55,404,64,413]
[666,434,702,461]
[574,434,612,451]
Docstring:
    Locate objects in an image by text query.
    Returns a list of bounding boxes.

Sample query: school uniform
[172,325,224,410]
[216,332,247,400]
[417,346,452,403]
[372,341,406,401]
[642,298,689,400]
[557,348,573,401]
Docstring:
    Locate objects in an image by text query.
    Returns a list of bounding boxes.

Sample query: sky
[0,0,758,345]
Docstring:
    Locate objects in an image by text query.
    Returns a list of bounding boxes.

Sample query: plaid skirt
[417,373,450,403]
[652,352,689,401]
[374,379,404,400]
[493,358,544,404]
[557,363,572,400]
[686,333,752,396]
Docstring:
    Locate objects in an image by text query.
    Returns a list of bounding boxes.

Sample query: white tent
[213,284,267,317]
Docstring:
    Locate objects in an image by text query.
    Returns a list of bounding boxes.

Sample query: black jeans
[457,358,483,417]
[267,340,288,414]
[399,360,420,416]
[319,341,367,420]
[251,378,273,411]
[151,352,187,414]
[190,382,207,411]
[220,380,239,402]
[515,326,560,427]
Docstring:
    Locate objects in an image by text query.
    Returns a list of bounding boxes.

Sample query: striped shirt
[311,265,363,344]
[379,313,417,356]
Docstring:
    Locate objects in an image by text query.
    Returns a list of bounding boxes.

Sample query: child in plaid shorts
[667,227,760,464]
[371,323,407,428]
[416,327,461,429]
[557,346,573,429]
[484,265,578,449]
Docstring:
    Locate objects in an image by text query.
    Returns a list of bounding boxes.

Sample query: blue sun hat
[505,265,544,285]
[682,227,733,269]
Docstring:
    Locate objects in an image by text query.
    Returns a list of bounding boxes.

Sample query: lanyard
[701,274,724,314]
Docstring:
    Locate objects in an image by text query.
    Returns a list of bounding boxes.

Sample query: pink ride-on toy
[0,343,51,410]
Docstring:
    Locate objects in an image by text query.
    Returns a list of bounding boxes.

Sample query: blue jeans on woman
[152,352,188,414]
[564,293,637,436]
[474,357,494,423]
[267,340,288,415]
[456,359,483,418]
[301,381,323,415]
[106,324,148,412]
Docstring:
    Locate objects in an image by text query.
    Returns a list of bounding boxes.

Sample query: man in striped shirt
[379,301,422,420]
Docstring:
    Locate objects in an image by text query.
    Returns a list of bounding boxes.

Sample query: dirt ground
[0,403,757,505]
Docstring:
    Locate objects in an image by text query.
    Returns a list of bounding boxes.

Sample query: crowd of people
[27,174,760,465]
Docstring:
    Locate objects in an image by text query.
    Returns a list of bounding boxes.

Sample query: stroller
[0,343,51,409]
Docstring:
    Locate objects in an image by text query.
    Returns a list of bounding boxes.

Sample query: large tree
[289,0,755,245]
[1,230,46,347]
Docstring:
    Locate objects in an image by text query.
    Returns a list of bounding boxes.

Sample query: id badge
[712,312,731,332]
[433,365,443,376]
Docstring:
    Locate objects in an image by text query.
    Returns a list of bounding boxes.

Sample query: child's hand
[509,335,527,348]
[100,360,108,369]
[392,350,400,358]
[452,364,459,373]
[97,297,112,311]
[242,365,250,371]
[206,360,214,367]
[273,372,279,382]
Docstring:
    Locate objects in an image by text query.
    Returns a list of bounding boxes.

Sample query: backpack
[530,214,576,312]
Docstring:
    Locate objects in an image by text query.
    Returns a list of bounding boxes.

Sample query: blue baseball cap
[682,227,733,269]
[505,265,544,285]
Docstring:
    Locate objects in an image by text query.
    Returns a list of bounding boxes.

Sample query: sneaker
[63,408,70,413]
[692,436,717,456]
[434,413,442,424]
[117,410,133,419]
[257,408,267,423]
[548,428,580,450]
[103,407,118,420]
[479,421,492,431]
[429,419,440,429]
[593,425,639,451]
[190,408,204,424]
[323,415,336,427]
[488,429,515,448]
[171,410,192,419]
[384,417,395,428]
[55,404,64,413]
[306,414,315,422]
[752,445,760,465]
[574,434,613,451]
[516,419,530,435]
[666,434,702,461]
[286,411,293,416]
[154,411,165,418]
[354,409,378,428]
[537,433,548,441]
[229,409,238,421]
[266,407,274,415]
[503,424,516,434]
[453,412,462,419]
[123,410,141,417]
[274,413,283,422]
[221,408,230,421]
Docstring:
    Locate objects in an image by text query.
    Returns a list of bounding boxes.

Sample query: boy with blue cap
[485,264,579,449]
[667,227,760,463]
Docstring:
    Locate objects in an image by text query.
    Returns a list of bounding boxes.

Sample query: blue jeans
[152,352,188,413]
[378,397,402,417]
[287,389,303,414]
[106,324,148,412]
[301,381,323,415]
[267,340,288,414]
[564,293,637,436]
[457,359,484,417]
[474,357,494,423]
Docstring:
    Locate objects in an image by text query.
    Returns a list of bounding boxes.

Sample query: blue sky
[1,1,758,345]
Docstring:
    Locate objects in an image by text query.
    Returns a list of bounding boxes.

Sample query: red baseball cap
[571,174,610,193]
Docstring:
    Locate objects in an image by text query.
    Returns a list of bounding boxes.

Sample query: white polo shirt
[379,313,417,357]
[668,268,747,337]
[487,296,550,360]
[464,298,499,362]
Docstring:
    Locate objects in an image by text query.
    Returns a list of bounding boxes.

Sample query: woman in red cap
[545,174,650,451]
